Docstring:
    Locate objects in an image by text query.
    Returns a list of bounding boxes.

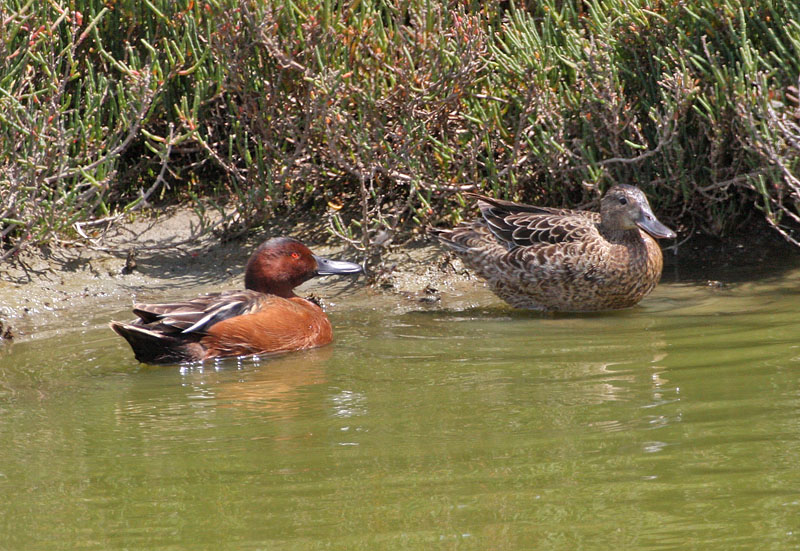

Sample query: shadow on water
[662,228,800,284]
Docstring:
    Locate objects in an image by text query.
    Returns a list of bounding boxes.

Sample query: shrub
[1,0,799,262]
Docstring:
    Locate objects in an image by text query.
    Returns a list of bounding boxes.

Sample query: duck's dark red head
[244,237,362,298]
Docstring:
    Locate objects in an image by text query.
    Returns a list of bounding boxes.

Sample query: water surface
[2,258,800,550]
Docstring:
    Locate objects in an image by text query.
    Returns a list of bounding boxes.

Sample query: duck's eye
[619,197,628,205]
[291,252,300,259]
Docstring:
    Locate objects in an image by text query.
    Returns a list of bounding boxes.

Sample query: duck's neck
[598,224,642,245]
[246,279,297,298]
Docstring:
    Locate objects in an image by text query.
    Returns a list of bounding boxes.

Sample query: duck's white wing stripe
[182,301,244,334]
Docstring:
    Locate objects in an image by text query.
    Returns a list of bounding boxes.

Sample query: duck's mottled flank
[431,185,675,312]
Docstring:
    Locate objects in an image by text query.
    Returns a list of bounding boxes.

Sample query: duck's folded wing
[473,195,599,249]
[132,290,268,334]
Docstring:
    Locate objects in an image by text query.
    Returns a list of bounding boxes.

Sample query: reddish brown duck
[111,237,362,364]
[431,185,676,311]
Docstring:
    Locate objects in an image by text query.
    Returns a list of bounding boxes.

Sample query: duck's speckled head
[600,185,676,239]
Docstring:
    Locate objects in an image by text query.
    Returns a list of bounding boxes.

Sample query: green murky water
[2,258,800,550]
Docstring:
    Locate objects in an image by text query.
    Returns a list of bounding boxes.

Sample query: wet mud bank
[0,209,486,342]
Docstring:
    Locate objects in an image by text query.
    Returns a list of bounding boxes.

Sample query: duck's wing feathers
[472,194,599,249]
[132,290,269,335]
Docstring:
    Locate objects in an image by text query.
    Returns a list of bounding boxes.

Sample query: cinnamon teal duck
[111,237,362,364]
[431,185,676,311]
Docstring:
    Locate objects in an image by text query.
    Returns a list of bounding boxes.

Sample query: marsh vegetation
[2,0,799,262]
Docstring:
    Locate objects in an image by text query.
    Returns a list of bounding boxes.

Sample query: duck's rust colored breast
[201,298,333,359]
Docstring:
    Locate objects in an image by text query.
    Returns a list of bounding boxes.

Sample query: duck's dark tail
[110,321,203,364]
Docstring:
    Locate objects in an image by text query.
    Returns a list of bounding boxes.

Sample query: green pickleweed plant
[1,0,799,263]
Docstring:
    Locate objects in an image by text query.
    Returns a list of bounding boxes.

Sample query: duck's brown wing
[472,194,599,249]
[132,290,270,335]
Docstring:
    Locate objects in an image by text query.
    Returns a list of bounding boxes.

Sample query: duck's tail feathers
[429,221,499,254]
[428,227,471,253]
[110,321,203,364]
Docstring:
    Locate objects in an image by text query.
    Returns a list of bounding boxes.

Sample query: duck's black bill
[635,211,676,239]
[313,255,363,276]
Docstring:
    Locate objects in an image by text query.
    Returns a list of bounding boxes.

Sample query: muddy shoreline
[0,208,486,341]
[1,208,798,342]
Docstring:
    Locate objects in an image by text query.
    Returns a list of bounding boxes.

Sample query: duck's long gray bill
[636,211,676,239]
[314,255,363,276]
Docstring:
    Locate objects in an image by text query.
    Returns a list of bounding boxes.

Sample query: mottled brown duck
[430,185,676,312]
